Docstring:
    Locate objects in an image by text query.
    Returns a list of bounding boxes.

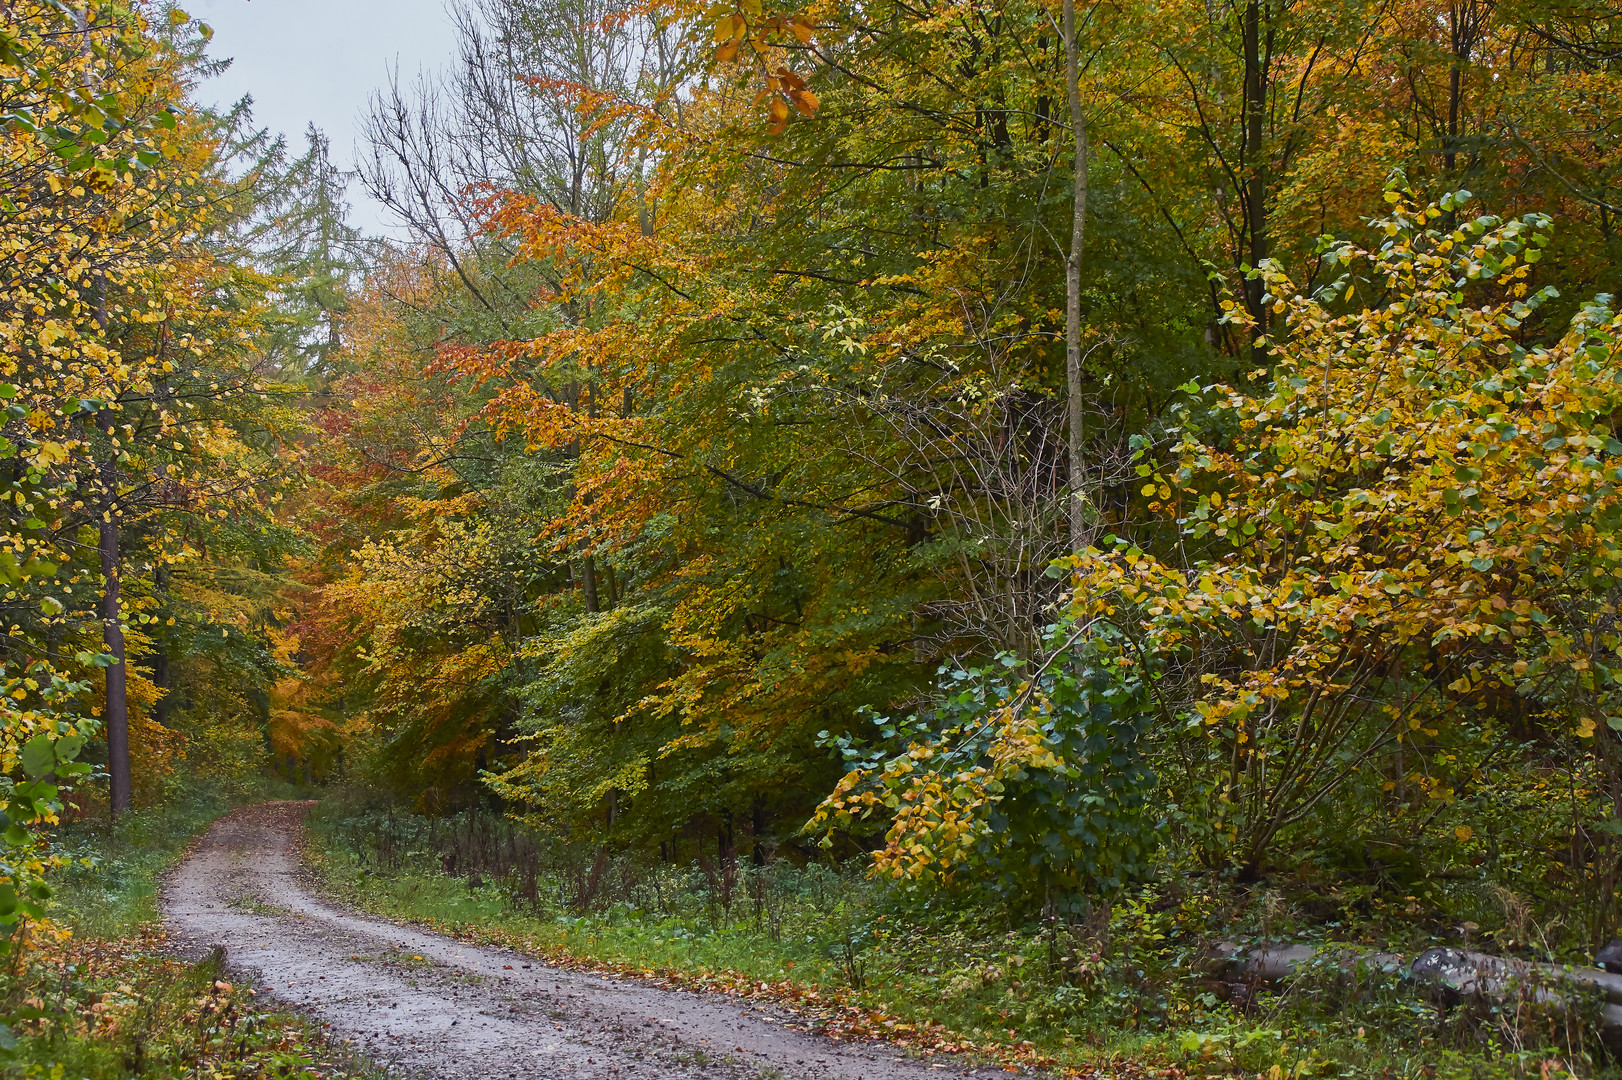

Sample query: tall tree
[254,125,363,381]
[1063,0,1088,550]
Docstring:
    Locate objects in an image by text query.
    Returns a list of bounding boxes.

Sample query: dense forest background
[10,0,1622,1073]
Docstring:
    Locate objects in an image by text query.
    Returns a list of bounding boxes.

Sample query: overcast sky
[193,0,459,236]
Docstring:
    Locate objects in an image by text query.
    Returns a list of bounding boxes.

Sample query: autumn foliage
[250,0,1622,955]
[6,0,1622,998]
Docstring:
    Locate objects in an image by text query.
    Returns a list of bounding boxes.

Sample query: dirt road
[162,802,1013,1080]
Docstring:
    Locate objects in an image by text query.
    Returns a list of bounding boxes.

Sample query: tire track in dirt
[162,802,1018,1080]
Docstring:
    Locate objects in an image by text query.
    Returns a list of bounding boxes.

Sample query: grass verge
[2,788,381,1080]
[305,799,1611,1080]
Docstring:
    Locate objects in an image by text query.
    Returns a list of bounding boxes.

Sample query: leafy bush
[810,618,1159,911]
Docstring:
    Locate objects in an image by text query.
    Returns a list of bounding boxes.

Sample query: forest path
[162,802,1013,1080]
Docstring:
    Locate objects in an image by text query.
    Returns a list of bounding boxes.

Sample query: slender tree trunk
[751,796,768,867]
[582,554,600,614]
[152,565,170,728]
[1063,0,1089,551]
[1446,63,1461,172]
[152,652,169,727]
[1241,0,1269,350]
[1445,0,1477,174]
[99,444,129,814]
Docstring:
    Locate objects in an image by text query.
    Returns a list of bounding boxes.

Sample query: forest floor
[161,801,1031,1080]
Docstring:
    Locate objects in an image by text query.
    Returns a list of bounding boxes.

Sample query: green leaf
[18,734,52,780]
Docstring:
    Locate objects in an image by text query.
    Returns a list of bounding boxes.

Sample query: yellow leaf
[1455,826,1473,842]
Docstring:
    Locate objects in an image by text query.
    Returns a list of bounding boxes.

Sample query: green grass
[48,791,238,940]
[305,799,1614,1080]
[0,783,378,1080]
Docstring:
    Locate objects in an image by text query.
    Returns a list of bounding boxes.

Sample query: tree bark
[1241,0,1269,351]
[99,443,129,815]
[152,651,169,728]
[1063,0,1089,551]
[582,554,599,613]
[152,565,170,728]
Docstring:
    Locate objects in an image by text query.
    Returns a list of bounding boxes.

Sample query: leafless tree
[360,0,685,268]
[804,349,1134,660]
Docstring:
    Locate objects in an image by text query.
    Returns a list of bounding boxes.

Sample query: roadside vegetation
[309,796,1609,1079]
[2,781,375,1080]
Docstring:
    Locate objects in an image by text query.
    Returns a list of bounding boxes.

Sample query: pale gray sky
[193,0,458,236]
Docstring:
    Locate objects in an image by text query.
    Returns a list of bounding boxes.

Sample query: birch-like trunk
[1063,0,1089,551]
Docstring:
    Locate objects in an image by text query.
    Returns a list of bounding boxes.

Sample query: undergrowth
[306,795,1615,1080]
[0,784,378,1080]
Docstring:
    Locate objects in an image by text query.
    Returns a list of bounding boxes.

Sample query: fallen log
[1409,947,1622,1028]
[1211,941,1622,1030]
[1213,941,1404,980]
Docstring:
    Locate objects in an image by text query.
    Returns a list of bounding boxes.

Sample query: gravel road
[162,802,1015,1080]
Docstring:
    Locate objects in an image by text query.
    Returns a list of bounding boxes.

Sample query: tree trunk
[152,651,169,728]
[1063,0,1089,552]
[152,565,170,728]
[1241,0,1269,352]
[1446,62,1461,172]
[582,554,599,613]
[751,796,768,867]
[99,450,129,815]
